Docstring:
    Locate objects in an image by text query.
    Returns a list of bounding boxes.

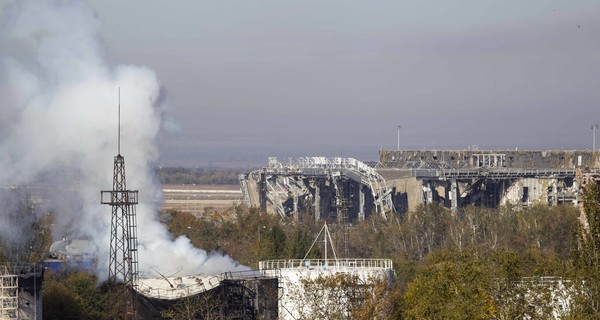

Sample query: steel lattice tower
[101,91,139,319]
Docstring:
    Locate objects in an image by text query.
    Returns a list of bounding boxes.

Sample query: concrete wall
[500,178,551,206]
[385,176,423,213]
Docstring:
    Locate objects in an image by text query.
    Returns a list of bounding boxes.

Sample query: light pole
[592,123,599,152]
[397,125,401,151]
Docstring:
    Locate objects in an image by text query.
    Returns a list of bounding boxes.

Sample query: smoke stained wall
[0,0,246,277]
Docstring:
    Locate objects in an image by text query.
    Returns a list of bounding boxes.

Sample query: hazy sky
[3,0,600,167]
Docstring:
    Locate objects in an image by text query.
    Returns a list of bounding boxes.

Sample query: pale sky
[3,0,600,167]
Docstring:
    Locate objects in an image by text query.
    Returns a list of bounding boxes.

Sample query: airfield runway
[161,184,242,215]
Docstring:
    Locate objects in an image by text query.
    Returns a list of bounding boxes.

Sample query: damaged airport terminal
[239,150,600,217]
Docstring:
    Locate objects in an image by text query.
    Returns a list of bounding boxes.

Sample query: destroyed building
[239,157,395,221]
[239,150,600,218]
[134,270,278,319]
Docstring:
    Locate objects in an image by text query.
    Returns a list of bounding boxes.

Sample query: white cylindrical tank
[260,258,394,320]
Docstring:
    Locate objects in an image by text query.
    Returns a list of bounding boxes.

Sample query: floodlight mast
[592,123,599,153]
[397,125,401,151]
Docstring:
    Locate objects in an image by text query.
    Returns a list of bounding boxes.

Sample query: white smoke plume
[0,0,247,278]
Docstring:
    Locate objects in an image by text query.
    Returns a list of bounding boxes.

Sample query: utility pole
[397,125,401,150]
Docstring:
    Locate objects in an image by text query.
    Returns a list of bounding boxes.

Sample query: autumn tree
[403,250,496,320]
[569,181,600,317]
[287,273,371,320]
[161,292,225,320]
[43,271,109,320]
[352,278,403,320]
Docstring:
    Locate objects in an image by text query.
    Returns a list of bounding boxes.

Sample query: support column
[293,192,298,215]
[359,186,365,221]
[551,179,558,206]
[293,193,298,218]
[336,184,343,224]
[424,183,433,205]
[314,183,321,222]
[498,180,507,206]
[259,171,267,212]
[450,180,458,212]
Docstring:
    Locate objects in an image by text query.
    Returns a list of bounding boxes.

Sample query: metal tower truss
[101,154,139,319]
[0,266,17,320]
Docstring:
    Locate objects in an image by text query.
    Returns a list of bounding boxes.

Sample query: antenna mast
[118,87,121,155]
[101,89,139,319]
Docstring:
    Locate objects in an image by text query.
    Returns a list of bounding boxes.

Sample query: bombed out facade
[239,157,395,221]
[240,150,600,218]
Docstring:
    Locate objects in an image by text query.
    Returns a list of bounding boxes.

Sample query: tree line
[156,167,248,185]
[162,183,600,319]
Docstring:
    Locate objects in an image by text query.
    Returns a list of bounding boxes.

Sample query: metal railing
[259,259,393,271]
[268,157,383,182]
[136,270,278,300]
[0,263,43,275]
[136,275,222,300]
[414,168,577,180]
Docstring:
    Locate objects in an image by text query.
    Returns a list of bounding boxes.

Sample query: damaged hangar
[239,150,600,218]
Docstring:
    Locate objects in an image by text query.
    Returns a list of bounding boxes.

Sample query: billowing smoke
[0,0,247,277]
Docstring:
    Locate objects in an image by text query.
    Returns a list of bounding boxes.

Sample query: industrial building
[239,150,600,218]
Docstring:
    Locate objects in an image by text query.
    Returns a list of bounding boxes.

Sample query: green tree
[43,271,108,320]
[43,280,86,320]
[569,181,600,317]
[258,225,287,260]
[403,250,496,320]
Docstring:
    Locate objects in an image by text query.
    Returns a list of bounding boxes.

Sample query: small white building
[259,222,394,319]
[259,258,394,319]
